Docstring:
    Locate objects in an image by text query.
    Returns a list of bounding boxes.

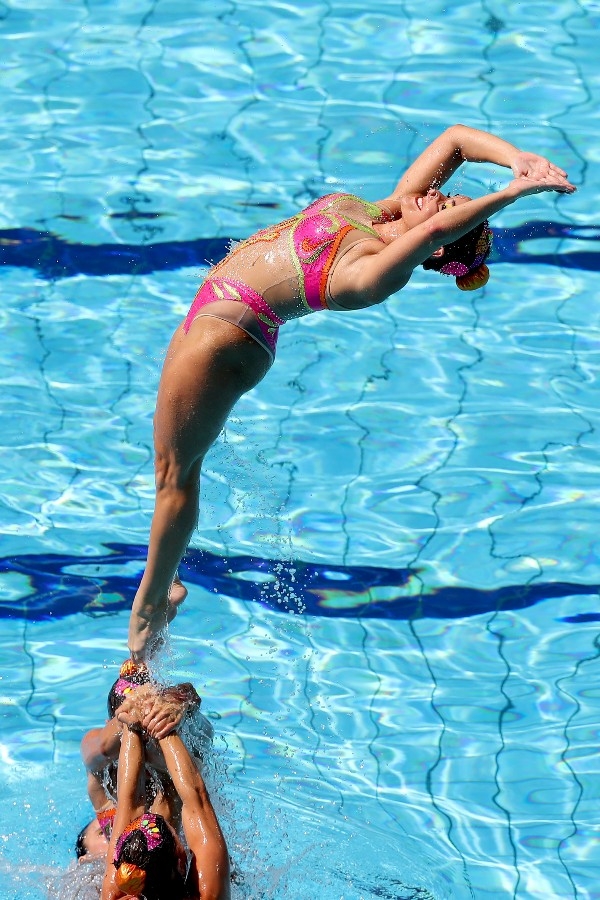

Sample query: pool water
[1,1,600,897]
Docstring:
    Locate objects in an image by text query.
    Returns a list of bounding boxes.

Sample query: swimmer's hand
[115,706,146,734]
[116,683,155,731]
[510,151,569,182]
[142,684,201,740]
[508,172,576,197]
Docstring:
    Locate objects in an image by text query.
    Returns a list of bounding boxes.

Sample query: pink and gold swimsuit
[183,193,384,362]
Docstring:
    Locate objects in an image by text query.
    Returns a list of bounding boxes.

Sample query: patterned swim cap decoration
[107,659,152,719]
[112,677,140,700]
[114,813,164,862]
[439,220,492,291]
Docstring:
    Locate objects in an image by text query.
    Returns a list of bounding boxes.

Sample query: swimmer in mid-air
[127,124,575,660]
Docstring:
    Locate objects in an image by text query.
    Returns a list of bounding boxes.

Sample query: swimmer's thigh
[153,319,271,478]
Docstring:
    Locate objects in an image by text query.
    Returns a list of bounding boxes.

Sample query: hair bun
[119,659,148,679]
[456,263,490,291]
[116,861,146,895]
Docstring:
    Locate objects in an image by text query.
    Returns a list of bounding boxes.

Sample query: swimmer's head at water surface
[75,818,110,860]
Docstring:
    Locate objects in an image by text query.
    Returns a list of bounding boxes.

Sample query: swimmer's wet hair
[113,813,186,900]
[423,220,492,291]
[75,822,90,859]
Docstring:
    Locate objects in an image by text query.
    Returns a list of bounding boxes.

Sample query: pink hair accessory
[439,260,470,277]
[439,221,493,280]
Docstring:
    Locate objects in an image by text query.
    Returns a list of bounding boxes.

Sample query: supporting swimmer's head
[107,659,151,718]
[75,818,109,859]
[423,220,492,291]
[113,813,186,900]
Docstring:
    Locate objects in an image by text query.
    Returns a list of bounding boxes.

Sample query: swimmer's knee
[154,450,201,496]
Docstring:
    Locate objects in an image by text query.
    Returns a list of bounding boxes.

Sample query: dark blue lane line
[0,543,597,622]
[0,228,231,279]
[1,222,599,280]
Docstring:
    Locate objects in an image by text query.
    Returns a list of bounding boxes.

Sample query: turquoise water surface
[1,1,600,897]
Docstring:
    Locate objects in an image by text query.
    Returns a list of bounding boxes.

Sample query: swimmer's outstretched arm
[159,732,231,900]
[362,169,575,302]
[387,124,569,201]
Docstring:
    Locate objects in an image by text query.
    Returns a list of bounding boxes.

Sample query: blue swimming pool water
[1,0,600,897]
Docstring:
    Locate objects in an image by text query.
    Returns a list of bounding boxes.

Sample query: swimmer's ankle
[129,601,167,657]
[128,629,166,662]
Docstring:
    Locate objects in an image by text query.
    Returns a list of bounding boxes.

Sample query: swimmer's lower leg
[128,476,199,659]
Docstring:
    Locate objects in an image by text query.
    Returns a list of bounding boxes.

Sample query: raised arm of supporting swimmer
[81,718,122,774]
[159,732,231,900]
[101,723,146,900]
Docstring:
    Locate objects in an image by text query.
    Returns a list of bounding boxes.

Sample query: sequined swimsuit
[183,193,384,361]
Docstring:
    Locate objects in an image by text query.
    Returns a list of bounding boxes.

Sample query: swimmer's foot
[128,597,169,662]
[167,576,187,624]
[128,578,187,661]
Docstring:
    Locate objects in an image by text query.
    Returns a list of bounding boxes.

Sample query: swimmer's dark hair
[75,821,91,859]
[423,220,492,291]
[113,813,185,900]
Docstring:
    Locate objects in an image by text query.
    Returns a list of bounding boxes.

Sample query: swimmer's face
[81,821,109,858]
[400,190,471,231]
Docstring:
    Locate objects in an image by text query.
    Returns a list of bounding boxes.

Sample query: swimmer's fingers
[545,173,576,192]
[511,151,568,181]
[117,695,140,719]
[537,161,569,181]
[142,699,183,739]
[117,692,151,722]
[536,172,576,193]
[144,713,180,740]
[548,162,568,177]
[511,174,576,196]
[147,717,180,741]
[141,683,198,738]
